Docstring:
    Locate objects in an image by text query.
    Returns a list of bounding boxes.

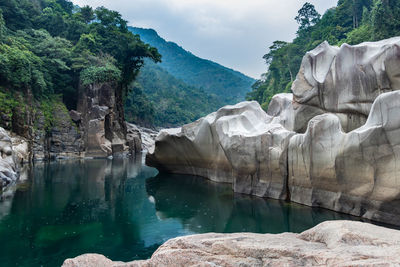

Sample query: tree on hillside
[295,2,321,31]
[247,0,400,110]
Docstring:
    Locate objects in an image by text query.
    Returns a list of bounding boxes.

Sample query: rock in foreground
[62,220,400,266]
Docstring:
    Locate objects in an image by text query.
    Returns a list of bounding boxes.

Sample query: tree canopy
[0,0,161,110]
[247,0,400,109]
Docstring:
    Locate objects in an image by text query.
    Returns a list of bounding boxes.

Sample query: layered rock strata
[62,220,400,267]
[147,100,294,199]
[77,82,128,158]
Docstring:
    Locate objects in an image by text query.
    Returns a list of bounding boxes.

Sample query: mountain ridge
[129,26,255,104]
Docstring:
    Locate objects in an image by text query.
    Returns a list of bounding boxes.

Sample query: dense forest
[129,27,255,105]
[247,0,400,109]
[124,59,221,127]
[126,27,254,127]
[0,0,160,131]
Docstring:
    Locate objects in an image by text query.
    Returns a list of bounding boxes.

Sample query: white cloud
[71,0,337,78]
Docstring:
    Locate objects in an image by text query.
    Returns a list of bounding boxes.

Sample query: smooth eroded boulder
[62,220,400,267]
[292,37,400,132]
[0,128,18,187]
[147,101,294,199]
[289,91,400,225]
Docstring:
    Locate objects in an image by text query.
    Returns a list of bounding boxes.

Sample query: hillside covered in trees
[247,0,400,109]
[129,27,255,105]
[124,59,221,127]
[125,27,255,127]
[0,0,160,131]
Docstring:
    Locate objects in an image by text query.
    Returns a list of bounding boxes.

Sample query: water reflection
[146,173,364,234]
[0,157,391,267]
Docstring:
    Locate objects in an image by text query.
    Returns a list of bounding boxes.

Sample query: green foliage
[247,0,400,108]
[81,64,121,86]
[295,2,321,31]
[40,97,56,132]
[125,59,221,127]
[129,27,254,105]
[0,0,160,113]
[0,89,20,117]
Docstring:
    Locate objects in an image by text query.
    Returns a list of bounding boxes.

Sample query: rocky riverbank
[147,37,400,226]
[62,220,400,266]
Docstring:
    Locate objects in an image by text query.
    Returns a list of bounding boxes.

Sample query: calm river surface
[0,155,380,266]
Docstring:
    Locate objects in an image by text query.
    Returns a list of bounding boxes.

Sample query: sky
[71,0,337,79]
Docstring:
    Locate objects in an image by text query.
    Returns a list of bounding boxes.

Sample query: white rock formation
[0,128,19,187]
[292,37,400,132]
[62,220,400,267]
[289,90,400,225]
[147,100,294,199]
[146,37,400,225]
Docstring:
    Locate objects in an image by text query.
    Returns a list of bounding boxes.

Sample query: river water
[0,155,376,266]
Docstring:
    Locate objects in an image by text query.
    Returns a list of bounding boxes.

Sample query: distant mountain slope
[129,27,255,104]
[125,59,221,127]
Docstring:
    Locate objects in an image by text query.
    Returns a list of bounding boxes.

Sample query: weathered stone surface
[138,126,157,152]
[62,220,400,267]
[10,134,29,164]
[126,123,142,155]
[78,82,128,158]
[0,128,18,188]
[147,101,294,199]
[69,110,81,122]
[289,91,400,225]
[49,103,83,159]
[292,37,400,132]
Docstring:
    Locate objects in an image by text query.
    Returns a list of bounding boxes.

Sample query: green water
[0,156,377,266]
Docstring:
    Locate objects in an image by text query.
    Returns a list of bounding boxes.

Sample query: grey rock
[147,101,294,199]
[62,220,400,267]
[78,82,128,157]
[292,37,400,132]
[126,123,142,154]
[0,128,18,188]
[69,110,81,122]
[289,91,400,225]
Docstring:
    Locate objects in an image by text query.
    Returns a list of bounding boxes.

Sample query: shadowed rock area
[62,220,400,266]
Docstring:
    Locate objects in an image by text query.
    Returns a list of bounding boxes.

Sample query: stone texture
[10,134,29,164]
[126,123,142,155]
[0,128,18,188]
[78,82,128,158]
[69,110,81,123]
[138,126,158,152]
[62,220,400,267]
[292,37,400,132]
[147,101,295,199]
[289,90,400,226]
[49,103,83,159]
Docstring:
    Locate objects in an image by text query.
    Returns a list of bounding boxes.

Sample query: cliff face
[147,37,400,225]
[76,82,128,158]
[0,80,142,187]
